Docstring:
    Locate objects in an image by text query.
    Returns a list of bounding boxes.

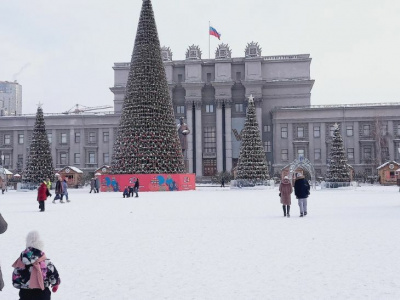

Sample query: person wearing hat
[12,231,61,300]
[294,173,310,217]
[279,175,293,217]
[37,180,51,212]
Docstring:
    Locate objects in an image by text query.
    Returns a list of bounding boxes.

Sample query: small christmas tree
[236,95,269,182]
[326,123,350,182]
[24,106,54,183]
[111,0,185,174]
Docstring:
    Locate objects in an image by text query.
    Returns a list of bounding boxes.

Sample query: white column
[216,100,223,172]
[186,102,194,173]
[195,101,203,177]
[225,100,233,172]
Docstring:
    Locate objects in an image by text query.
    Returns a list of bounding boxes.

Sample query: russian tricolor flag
[209,26,221,40]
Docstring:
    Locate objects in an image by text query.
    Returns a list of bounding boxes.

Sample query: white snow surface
[1,185,400,299]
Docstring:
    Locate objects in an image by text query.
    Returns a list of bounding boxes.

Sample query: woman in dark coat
[53,178,63,203]
[279,176,293,217]
[37,181,50,212]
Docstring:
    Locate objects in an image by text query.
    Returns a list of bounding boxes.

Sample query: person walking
[89,178,96,193]
[38,180,51,212]
[95,177,100,193]
[12,231,61,300]
[61,179,70,203]
[1,180,6,194]
[128,185,134,197]
[53,177,63,203]
[294,173,310,217]
[0,212,7,291]
[45,178,52,191]
[220,178,225,188]
[279,175,293,217]
[134,178,139,197]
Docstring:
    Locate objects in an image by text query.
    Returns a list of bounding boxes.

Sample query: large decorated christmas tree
[24,106,54,183]
[111,0,185,174]
[236,95,269,182]
[326,123,350,182]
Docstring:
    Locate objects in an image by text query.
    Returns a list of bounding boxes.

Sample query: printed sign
[99,173,196,192]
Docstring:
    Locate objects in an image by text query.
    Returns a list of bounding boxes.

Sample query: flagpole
[208,21,210,59]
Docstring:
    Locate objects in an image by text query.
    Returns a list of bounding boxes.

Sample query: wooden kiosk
[377,161,400,185]
[57,166,83,188]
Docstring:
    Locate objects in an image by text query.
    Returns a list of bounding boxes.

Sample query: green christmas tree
[236,95,269,182]
[111,0,185,174]
[326,123,350,182]
[24,106,54,183]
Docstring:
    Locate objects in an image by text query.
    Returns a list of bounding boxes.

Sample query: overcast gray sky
[1,0,399,114]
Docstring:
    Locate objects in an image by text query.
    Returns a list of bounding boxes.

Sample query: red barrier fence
[99,173,196,192]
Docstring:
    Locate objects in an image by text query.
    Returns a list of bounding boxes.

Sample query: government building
[0,42,399,180]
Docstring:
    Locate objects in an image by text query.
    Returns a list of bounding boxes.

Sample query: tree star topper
[248,94,254,103]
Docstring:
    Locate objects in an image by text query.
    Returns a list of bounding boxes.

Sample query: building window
[397,124,400,136]
[235,104,243,112]
[204,127,216,153]
[347,148,354,160]
[264,125,271,132]
[281,149,288,161]
[314,148,321,160]
[281,127,288,139]
[18,134,24,144]
[103,153,109,164]
[74,153,80,164]
[363,125,370,136]
[236,72,241,81]
[382,147,389,160]
[178,74,183,83]
[47,133,52,144]
[297,127,304,138]
[4,134,10,145]
[61,133,67,144]
[313,126,320,138]
[89,132,96,143]
[3,154,11,166]
[297,149,305,159]
[17,154,23,170]
[363,147,372,159]
[205,105,214,113]
[89,152,96,164]
[264,141,271,152]
[103,132,109,143]
[346,126,353,137]
[206,73,212,83]
[75,132,81,143]
[329,125,335,137]
[60,153,67,165]
[381,125,388,135]
[176,106,185,114]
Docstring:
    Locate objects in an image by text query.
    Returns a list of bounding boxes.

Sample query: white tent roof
[4,168,13,175]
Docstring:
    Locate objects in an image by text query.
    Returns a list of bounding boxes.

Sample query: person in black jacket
[134,178,139,197]
[294,173,310,217]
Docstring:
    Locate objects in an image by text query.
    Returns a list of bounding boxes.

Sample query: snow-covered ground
[1,185,400,299]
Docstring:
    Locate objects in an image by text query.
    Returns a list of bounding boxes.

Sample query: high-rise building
[0,81,22,116]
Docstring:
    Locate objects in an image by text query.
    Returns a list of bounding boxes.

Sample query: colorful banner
[99,173,196,192]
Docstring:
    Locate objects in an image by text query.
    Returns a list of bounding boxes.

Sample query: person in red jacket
[37,180,51,212]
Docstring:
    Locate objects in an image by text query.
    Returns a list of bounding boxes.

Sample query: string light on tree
[111,0,185,174]
[24,104,54,184]
[236,94,269,183]
[326,123,351,183]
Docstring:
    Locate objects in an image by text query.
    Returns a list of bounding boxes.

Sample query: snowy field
[1,185,400,300]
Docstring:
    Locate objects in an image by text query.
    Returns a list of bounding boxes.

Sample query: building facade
[1,43,399,180]
[111,43,314,177]
[0,81,22,116]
